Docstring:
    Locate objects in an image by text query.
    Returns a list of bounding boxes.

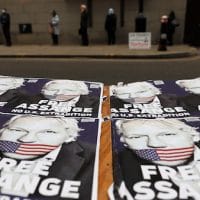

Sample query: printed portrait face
[113,82,161,104]
[0,116,71,160]
[119,119,196,166]
[41,80,89,101]
[0,77,24,95]
[176,78,200,95]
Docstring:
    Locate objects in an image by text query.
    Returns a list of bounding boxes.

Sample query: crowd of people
[0,5,178,48]
[48,4,117,46]
[0,4,117,47]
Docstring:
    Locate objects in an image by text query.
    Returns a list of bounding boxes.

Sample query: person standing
[79,4,89,46]
[167,11,179,46]
[0,8,12,46]
[49,10,60,45]
[158,15,168,51]
[105,8,117,45]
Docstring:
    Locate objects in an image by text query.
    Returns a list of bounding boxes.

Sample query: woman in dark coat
[105,8,117,45]
[79,4,89,46]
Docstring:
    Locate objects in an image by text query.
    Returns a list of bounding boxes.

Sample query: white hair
[81,4,87,9]
[42,79,89,95]
[0,75,24,89]
[111,81,161,96]
[161,15,168,19]
[176,77,200,89]
[116,118,200,141]
[1,115,83,141]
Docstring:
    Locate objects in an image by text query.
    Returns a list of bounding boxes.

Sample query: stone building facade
[0,0,186,45]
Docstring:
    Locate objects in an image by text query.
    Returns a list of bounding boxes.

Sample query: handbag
[48,24,53,34]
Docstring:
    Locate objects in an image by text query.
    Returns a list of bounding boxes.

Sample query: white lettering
[61,180,81,199]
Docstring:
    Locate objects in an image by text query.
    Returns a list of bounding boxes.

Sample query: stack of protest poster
[0,75,104,200]
[109,77,200,200]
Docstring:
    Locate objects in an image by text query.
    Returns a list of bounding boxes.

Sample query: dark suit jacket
[178,94,200,113]
[0,89,28,106]
[105,14,117,32]
[0,12,10,27]
[40,141,96,200]
[49,142,95,200]
[114,149,182,200]
[80,10,88,30]
[0,141,96,200]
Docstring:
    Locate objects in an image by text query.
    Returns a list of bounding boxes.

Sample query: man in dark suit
[110,81,186,118]
[105,8,117,45]
[0,8,12,46]
[176,77,200,113]
[79,4,89,46]
[0,115,96,199]
[110,81,170,105]
[111,118,200,199]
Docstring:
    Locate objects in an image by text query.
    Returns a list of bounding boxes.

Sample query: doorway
[184,0,200,46]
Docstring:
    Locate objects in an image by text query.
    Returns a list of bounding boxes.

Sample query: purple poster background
[110,79,200,119]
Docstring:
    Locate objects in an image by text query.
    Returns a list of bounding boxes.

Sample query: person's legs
[167,33,173,46]
[107,31,112,45]
[51,34,58,45]
[81,29,89,46]
[51,34,54,45]
[54,35,59,45]
[3,26,11,46]
[158,38,167,51]
[111,31,116,44]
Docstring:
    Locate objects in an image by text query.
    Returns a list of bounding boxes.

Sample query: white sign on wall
[128,32,151,49]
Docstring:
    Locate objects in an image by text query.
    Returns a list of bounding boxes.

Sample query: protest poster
[128,32,151,49]
[110,78,200,119]
[109,117,200,200]
[0,75,103,119]
[0,114,101,200]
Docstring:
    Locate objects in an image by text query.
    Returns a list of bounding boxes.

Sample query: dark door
[184,0,200,46]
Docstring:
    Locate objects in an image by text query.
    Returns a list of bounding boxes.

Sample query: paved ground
[0,44,198,59]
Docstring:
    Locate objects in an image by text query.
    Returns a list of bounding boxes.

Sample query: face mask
[134,146,194,161]
[0,140,58,156]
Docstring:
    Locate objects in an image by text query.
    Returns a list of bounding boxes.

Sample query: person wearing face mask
[110,118,200,200]
[0,8,12,46]
[110,81,181,117]
[33,80,99,115]
[176,77,200,113]
[105,8,117,45]
[0,115,96,199]
[2,79,100,118]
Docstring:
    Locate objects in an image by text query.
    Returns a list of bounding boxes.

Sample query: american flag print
[135,146,194,161]
[0,140,58,156]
